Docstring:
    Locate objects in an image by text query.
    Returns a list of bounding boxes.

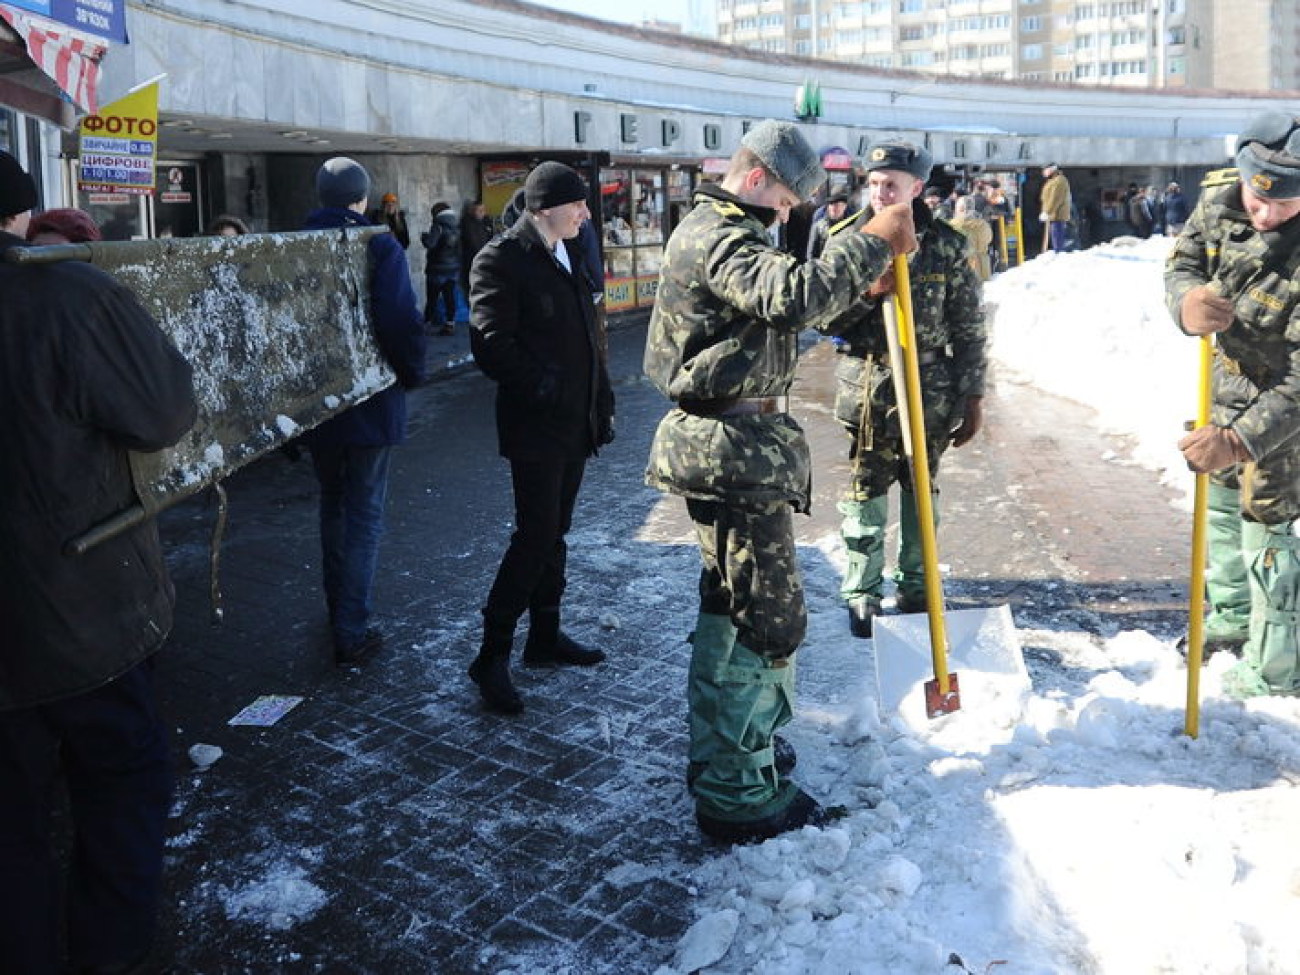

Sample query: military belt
[678,395,789,417]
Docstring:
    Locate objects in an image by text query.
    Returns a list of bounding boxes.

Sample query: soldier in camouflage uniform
[644,119,917,844]
[829,140,987,638]
[1166,111,1300,699]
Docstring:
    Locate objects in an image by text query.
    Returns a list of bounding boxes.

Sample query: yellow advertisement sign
[78,81,159,196]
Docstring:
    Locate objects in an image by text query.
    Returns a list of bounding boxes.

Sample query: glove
[1179,285,1234,335]
[861,203,917,257]
[866,268,895,298]
[599,415,616,446]
[1038,212,1049,223]
[950,396,984,448]
[1178,425,1252,473]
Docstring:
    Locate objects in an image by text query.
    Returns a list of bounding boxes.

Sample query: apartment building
[716,0,1297,91]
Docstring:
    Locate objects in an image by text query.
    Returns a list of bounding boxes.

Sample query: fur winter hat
[1236,111,1300,200]
[740,120,825,200]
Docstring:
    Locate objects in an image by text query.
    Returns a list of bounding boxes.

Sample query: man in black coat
[468,161,615,714]
[0,151,197,973]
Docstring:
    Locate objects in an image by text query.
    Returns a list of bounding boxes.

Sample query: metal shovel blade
[873,605,1029,730]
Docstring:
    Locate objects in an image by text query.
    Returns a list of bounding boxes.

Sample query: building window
[1022,43,1043,59]
[899,0,924,12]
[1168,55,1185,74]
[1076,33,1094,49]
[900,25,925,40]
[1074,3,1095,20]
[1021,15,1041,30]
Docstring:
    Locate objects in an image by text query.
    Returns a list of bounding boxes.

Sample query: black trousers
[0,658,172,974]
[484,455,587,632]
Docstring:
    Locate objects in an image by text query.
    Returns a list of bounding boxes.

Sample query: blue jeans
[0,659,172,974]
[310,444,393,645]
[425,274,458,328]
[1049,220,1072,252]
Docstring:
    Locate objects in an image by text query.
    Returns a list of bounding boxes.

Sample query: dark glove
[1180,285,1234,335]
[1178,425,1252,473]
[599,415,616,446]
[950,396,983,448]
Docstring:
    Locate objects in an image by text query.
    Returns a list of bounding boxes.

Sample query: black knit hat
[525,162,587,211]
[316,157,371,208]
[0,150,38,220]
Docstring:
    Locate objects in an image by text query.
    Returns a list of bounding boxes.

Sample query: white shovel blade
[873,605,1030,730]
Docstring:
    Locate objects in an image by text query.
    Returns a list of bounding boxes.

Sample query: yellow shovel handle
[1184,334,1214,738]
[891,255,952,694]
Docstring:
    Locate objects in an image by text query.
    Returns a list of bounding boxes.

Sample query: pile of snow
[985,236,1198,499]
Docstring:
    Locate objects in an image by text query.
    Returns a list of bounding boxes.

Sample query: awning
[0,5,108,125]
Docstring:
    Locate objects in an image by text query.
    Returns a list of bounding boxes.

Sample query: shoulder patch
[1200,167,1239,189]
[830,207,868,237]
[708,198,746,219]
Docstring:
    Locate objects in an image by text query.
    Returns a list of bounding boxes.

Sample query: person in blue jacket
[302,157,429,665]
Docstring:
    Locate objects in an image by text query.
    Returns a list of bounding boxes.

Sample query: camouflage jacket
[828,199,987,431]
[1166,174,1300,464]
[644,183,893,510]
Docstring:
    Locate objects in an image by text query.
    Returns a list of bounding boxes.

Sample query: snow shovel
[873,255,1030,725]
[1183,334,1214,739]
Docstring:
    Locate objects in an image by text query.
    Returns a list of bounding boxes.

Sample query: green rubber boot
[687,612,736,776]
[692,642,812,842]
[839,496,888,602]
[897,487,940,612]
[1205,481,1251,647]
[1223,521,1300,699]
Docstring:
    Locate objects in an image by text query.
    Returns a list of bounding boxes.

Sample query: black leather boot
[522,607,605,667]
[468,626,523,714]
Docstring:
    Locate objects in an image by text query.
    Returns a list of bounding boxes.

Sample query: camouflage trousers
[685,498,806,660]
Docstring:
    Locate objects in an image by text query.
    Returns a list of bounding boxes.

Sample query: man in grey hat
[827,138,986,638]
[1167,111,1300,698]
[644,119,916,844]
[0,150,197,973]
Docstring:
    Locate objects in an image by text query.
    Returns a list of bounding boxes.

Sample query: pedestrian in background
[0,150,197,975]
[422,201,460,336]
[467,161,615,715]
[805,191,849,261]
[829,141,987,638]
[459,199,495,310]
[207,214,249,236]
[369,191,410,249]
[302,157,428,665]
[1166,111,1300,699]
[1039,163,1073,252]
[644,119,915,844]
[1128,185,1154,238]
[26,207,102,244]
[1163,181,1190,235]
[949,194,994,281]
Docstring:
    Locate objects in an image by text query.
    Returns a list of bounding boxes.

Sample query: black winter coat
[469,215,614,460]
[0,231,197,709]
